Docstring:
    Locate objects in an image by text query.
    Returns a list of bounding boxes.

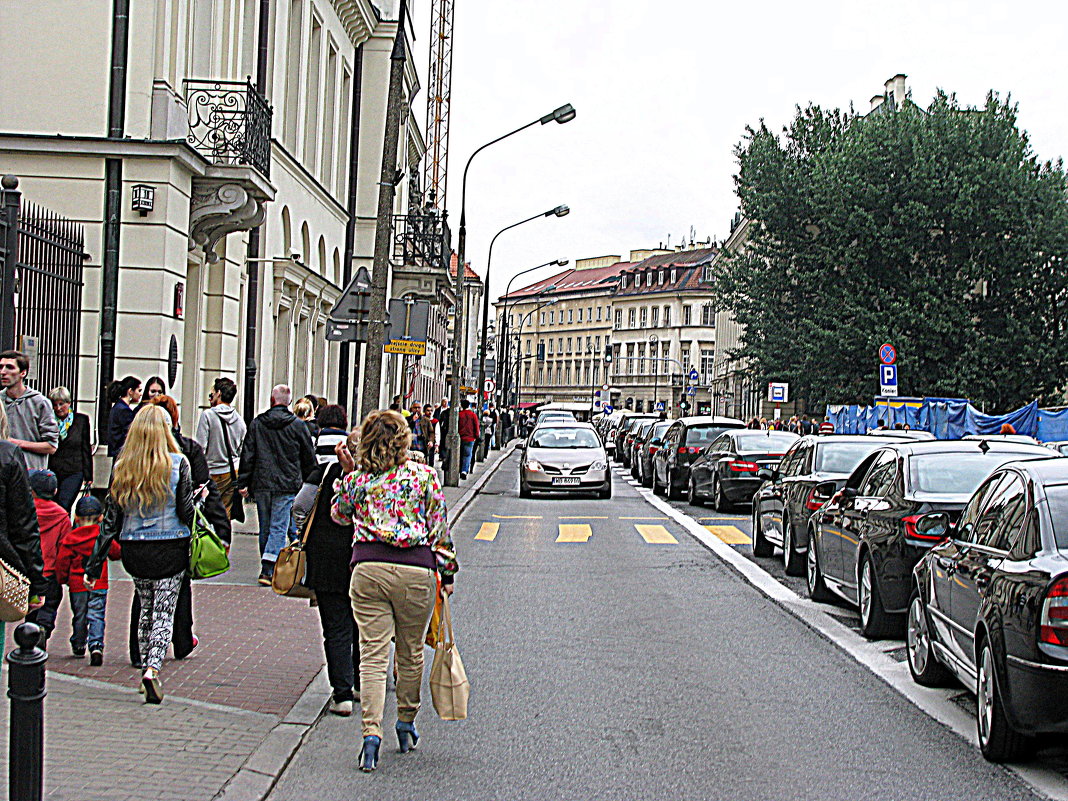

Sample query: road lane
[269,452,1041,800]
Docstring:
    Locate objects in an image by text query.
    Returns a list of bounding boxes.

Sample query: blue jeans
[255,492,295,564]
[69,589,108,651]
[55,471,83,513]
[461,441,475,474]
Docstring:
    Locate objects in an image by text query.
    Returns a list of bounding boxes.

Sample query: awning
[517,401,541,409]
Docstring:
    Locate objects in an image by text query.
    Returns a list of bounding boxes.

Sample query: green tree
[716,91,1068,412]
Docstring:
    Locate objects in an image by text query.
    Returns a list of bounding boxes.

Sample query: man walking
[237,385,315,584]
[195,377,247,517]
[1,350,59,470]
[458,398,480,479]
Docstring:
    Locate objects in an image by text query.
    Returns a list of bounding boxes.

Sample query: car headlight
[591,460,607,471]
[525,460,543,472]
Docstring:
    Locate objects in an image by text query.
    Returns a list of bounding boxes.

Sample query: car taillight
[1041,578,1068,646]
[649,446,659,455]
[728,460,758,472]
[678,446,700,455]
[902,514,944,542]
[805,487,832,511]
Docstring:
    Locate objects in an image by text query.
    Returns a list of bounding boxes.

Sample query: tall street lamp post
[500,262,565,407]
[445,103,576,486]
[513,296,556,413]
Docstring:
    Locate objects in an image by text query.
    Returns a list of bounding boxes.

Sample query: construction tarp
[826,398,1043,439]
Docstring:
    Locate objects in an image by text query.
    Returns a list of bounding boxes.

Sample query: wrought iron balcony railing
[183,79,272,178]
[394,208,451,273]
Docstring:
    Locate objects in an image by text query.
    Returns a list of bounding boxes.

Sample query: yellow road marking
[474,523,500,541]
[698,517,748,521]
[493,514,541,519]
[635,524,677,545]
[704,525,751,545]
[558,516,609,519]
[620,516,668,520]
[556,524,592,543]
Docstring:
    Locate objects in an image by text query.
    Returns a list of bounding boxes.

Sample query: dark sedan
[752,434,912,575]
[623,418,655,471]
[807,439,1052,639]
[629,419,656,478]
[688,430,798,512]
[636,420,672,488]
[908,457,1068,762]
[614,414,657,465]
[651,416,745,500]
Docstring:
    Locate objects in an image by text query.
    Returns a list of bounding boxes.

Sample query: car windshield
[685,425,733,446]
[1044,484,1068,549]
[908,452,1035,494]
[530,429,601,449]
[734,432,797,453]
[816,441,886,474]
[651,422,671,439]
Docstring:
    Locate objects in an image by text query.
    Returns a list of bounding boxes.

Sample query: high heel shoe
[396,721,419,753]
[359,735,381,772]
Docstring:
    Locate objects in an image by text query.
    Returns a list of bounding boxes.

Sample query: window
[567,337,573,353]
[525,338,532,354]
[700,348,715,383]
[524,365,531,385]
[859,450,898,498]
[558,337,563,354]
[638,343,646,375]
[701,304,716,327]
[540,311,546,325]
[640,307,648,327]
[659,270,665,285]
[615,309,623,329]
[683,305,692,326]
[681,345,690,369]
[651,307,659,327]
[664,306,671,326]
[628,308,636,328]
[626,343,635,375]
[671,268,677,283]
[568,309,574,323]
[556,364,562,384]
[587,306,593,321]
[595,335,601,351]
[585,335,592,351]
[605,305,610,320]
[577,307,583,322]
[548,338,554,354]
[635,273,642,288]
[593,363,600,384]
[975,474,1026,551]
[565,365,571,385]
[584,364,591,384]
[549,310,555,324]
[620,275,627,290]
[597,306,603,321]
[537,366,544,385]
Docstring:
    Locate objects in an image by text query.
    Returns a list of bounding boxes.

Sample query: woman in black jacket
[47,386,94,512]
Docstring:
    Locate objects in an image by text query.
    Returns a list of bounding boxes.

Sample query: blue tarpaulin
[826,397,1046,440]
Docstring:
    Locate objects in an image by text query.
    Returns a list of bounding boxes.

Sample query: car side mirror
[840,487,859,503]
[516,442,526,451]
[914,512,950,541]
[756,468,777,482]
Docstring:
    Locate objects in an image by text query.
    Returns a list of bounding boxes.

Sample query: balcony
[391,208,453,303]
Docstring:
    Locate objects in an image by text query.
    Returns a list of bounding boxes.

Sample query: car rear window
[816,441,885,474]
[530,429,600,449]
[1043,484,1068,549]
[685,426,734,446]
[734,432,797,453]
[908,452,1035,494]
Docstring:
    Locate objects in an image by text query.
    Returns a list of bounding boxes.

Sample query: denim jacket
[118,452,194,541]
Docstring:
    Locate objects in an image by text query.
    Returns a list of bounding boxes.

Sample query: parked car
[687,430,799,512]
[868,429,936,440]
[963,433,1041,445]
[1045,440,1068,456]
[650,416,745,500]
[519,423,611,499]
[623,418,655,470]
[534,409,576,427]
[628,420,656,477]
[907,457,1068,762]
[807,439,1052,638]
[752,434,913,574]
[635,420,672,488]
[614,414,658,463]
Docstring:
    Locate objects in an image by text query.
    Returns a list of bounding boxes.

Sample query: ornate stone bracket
[188,180,266,262]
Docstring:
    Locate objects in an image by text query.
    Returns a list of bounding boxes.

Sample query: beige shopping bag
[429,594,469,720]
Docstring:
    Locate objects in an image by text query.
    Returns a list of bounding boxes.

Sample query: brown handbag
[271,476,323,600]
[429,594,469,720]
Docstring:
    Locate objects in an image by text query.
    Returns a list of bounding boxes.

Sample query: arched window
[281,206,292,252]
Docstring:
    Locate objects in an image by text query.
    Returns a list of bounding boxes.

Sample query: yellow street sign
[384,339,427,356]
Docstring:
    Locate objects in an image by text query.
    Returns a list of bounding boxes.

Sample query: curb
[448,441,517,524]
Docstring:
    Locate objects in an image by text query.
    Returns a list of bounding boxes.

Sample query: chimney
[893,73,907,107]
[870,94,885,111]
[883,77,896,109]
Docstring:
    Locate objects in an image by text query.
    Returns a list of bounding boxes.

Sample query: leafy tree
[715,91,1068,412]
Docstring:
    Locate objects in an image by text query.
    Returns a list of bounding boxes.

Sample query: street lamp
[445,103,576,486]
[475,207,569,461]
[513,295,557,411]
[500,268,563,409]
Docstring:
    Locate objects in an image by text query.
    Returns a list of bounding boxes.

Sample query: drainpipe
[338,45,365,418]
[98,0,130,433]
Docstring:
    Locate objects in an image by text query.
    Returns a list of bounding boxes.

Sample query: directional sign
[688,367,699,385]
[880,364,899,397]
[654,401,665,412]
[602,404,614,415]
[879,343,897,365]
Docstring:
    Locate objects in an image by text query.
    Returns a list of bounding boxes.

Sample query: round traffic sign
[879,343,897,365]
[484,378,496,393]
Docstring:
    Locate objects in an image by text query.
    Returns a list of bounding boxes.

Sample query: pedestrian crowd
[746,414,833,435]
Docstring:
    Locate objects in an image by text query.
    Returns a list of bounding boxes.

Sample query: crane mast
[423,0,455,210]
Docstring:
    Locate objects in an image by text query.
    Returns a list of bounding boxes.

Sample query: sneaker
[89,649,103,666]
[329,698,353,717]
[141,670,164,704]
[257,574,272,586]
[460,472,467,480]
[72,646,86,659]
[175,635,198,660]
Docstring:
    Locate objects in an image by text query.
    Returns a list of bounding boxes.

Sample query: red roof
[501,261,637,301]
[449,253,480,280]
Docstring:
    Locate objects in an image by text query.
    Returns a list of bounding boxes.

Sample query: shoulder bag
[189,503,230,580]
[218,413,245,523]
[429,594,469,720]
[0,557,30,622]
[271,472,326,599]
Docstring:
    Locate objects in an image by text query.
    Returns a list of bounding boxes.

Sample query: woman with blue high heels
[331,409,458,773]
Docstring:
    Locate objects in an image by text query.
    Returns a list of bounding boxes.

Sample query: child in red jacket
[54,495,119,665]
[26,470,70,648]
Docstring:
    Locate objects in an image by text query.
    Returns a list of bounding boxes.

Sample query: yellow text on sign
[635,525,677,544]
[384,339,427,356]
[704,525,751,545]
[474,523,500,541]
[556,524,592,543]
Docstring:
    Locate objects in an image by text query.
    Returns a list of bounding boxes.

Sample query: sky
[409,0,1067,305]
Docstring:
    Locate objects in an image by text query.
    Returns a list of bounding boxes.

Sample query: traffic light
[679,400,691,412]
[625,397,633,409]
[603,343,612,363]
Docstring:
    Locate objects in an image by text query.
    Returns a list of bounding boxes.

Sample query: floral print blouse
[330,460,458,578]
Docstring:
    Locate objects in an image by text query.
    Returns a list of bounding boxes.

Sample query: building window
[585,335,592,351]
[663,305,671,326]
[577,307,583,322]
[701,304,716,327]
[593,363,600,384]
[565,365,571,385]
[584,364,591,384]
[537,366,544,385]
[597,306,603,321]
[628,308,636,328]
[524,365,531,385]
[635,273,641,288]
[637,343,646,375]
[595,335,601,351]
[587,306,593,321]
[640,307,648,328]
[567,337,573,353]
[620,275,627,290]
[550,310,555,324]
[525,338,532,354]
[658,270,665,285]
[700,348,715,384]
[548,338,554,355]
[556,364,562,384]
[683,305,692,326]
[615,309,622,329]
[568,309,574,323]
[540,311,545,325]
[651,307,659,327]
[625,343,635,375]
[604,305,610,320]
[558,337,563,354]
[671,268,677,283]
[681,344,690,369]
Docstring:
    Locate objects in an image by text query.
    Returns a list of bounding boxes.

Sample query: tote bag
[189,505,230,580]
[429,594,469,720]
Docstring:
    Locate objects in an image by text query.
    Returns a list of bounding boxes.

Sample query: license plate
[551,477,580,486]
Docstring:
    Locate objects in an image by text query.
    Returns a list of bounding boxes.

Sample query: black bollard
[7,622,46,801]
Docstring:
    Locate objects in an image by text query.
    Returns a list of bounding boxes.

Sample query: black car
[636,420,672,488]
[907,457,1068,762]
[651,416,745,500]
[622,418,655,470]
[629,419,656,478]
[688,430,798,512]
[614,414,657,464]
[807,439,1052,638]
[752,434,912,575]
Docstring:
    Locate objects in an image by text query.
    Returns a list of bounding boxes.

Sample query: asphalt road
[269,452,1041,800]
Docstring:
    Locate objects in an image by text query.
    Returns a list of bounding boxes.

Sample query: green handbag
[189,505,230,580]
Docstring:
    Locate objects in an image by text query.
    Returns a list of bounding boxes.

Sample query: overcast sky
[410,0,1067,304]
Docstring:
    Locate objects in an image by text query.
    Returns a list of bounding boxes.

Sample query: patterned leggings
[133,574,184,672]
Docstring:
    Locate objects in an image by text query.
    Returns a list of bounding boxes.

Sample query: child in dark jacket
[54,495,119,664]
[25,469,70,647]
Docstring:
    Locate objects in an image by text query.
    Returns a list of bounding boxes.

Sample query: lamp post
[444,103,576,486]
[500,261,565,407]
[512,296,556,412]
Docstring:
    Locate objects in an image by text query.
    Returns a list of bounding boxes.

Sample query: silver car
[519,423,611,499]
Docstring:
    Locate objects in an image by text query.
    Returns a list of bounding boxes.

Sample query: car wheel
[751,506,773,557]
[640,461,652,489]
[652,466,665,496]
[598,481,613,500]
[782,513,804,576]
[712,476,730,512]
[977,638,1035,762]
[906,590,952,687]
[687,477,704,506]
[519,476,532,499]
[806,529,832,601]
[858,552,896,639]
[667,469,684,500]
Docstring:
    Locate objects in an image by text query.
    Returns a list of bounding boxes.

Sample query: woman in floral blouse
[331,409,458,773]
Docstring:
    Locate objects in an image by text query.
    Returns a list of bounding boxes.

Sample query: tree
[715,91,1068,411]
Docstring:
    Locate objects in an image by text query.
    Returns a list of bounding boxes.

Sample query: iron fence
[394,208,451,272]
[184,79,272,178]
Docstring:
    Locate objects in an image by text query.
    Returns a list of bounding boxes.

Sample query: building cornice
[332,0,378,47]
[0,133,208,175]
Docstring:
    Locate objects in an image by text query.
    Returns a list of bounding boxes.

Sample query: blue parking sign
[879,364,898,397]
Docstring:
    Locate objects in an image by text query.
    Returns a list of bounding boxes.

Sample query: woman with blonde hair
[332,409,458,773]
[85,404,195,703]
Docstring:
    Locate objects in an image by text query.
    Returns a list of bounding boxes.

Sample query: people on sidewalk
[54,495,118,665]
[331,409,458,773]
[312,405,348,465]
[458,399,480,479]
[419,404,437,467]
[106,376,142,456]
[47,386,94,512]
[195,377,247,517]
[237,385,315,584]
[25,469,70,647]
[86,404,197,704]
[293,438,358,717]
[144,377,167,401]
[1,350,60,470]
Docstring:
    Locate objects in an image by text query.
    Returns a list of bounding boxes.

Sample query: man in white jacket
[195,377,247,516]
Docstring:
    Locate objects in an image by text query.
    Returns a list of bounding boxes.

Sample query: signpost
[602,403,614,415]
[767,382,789,404]
[384,297,431,356]
[688,367,699,385]
[880,364,898,397]
[654,401,665,412]
[879,343,897,365]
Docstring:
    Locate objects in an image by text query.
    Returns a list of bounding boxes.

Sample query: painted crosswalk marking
[474,523,500,541]
[704,525,751,545]
[556,524,593,543]
[493,514,541,519]
[635,524,677,544]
